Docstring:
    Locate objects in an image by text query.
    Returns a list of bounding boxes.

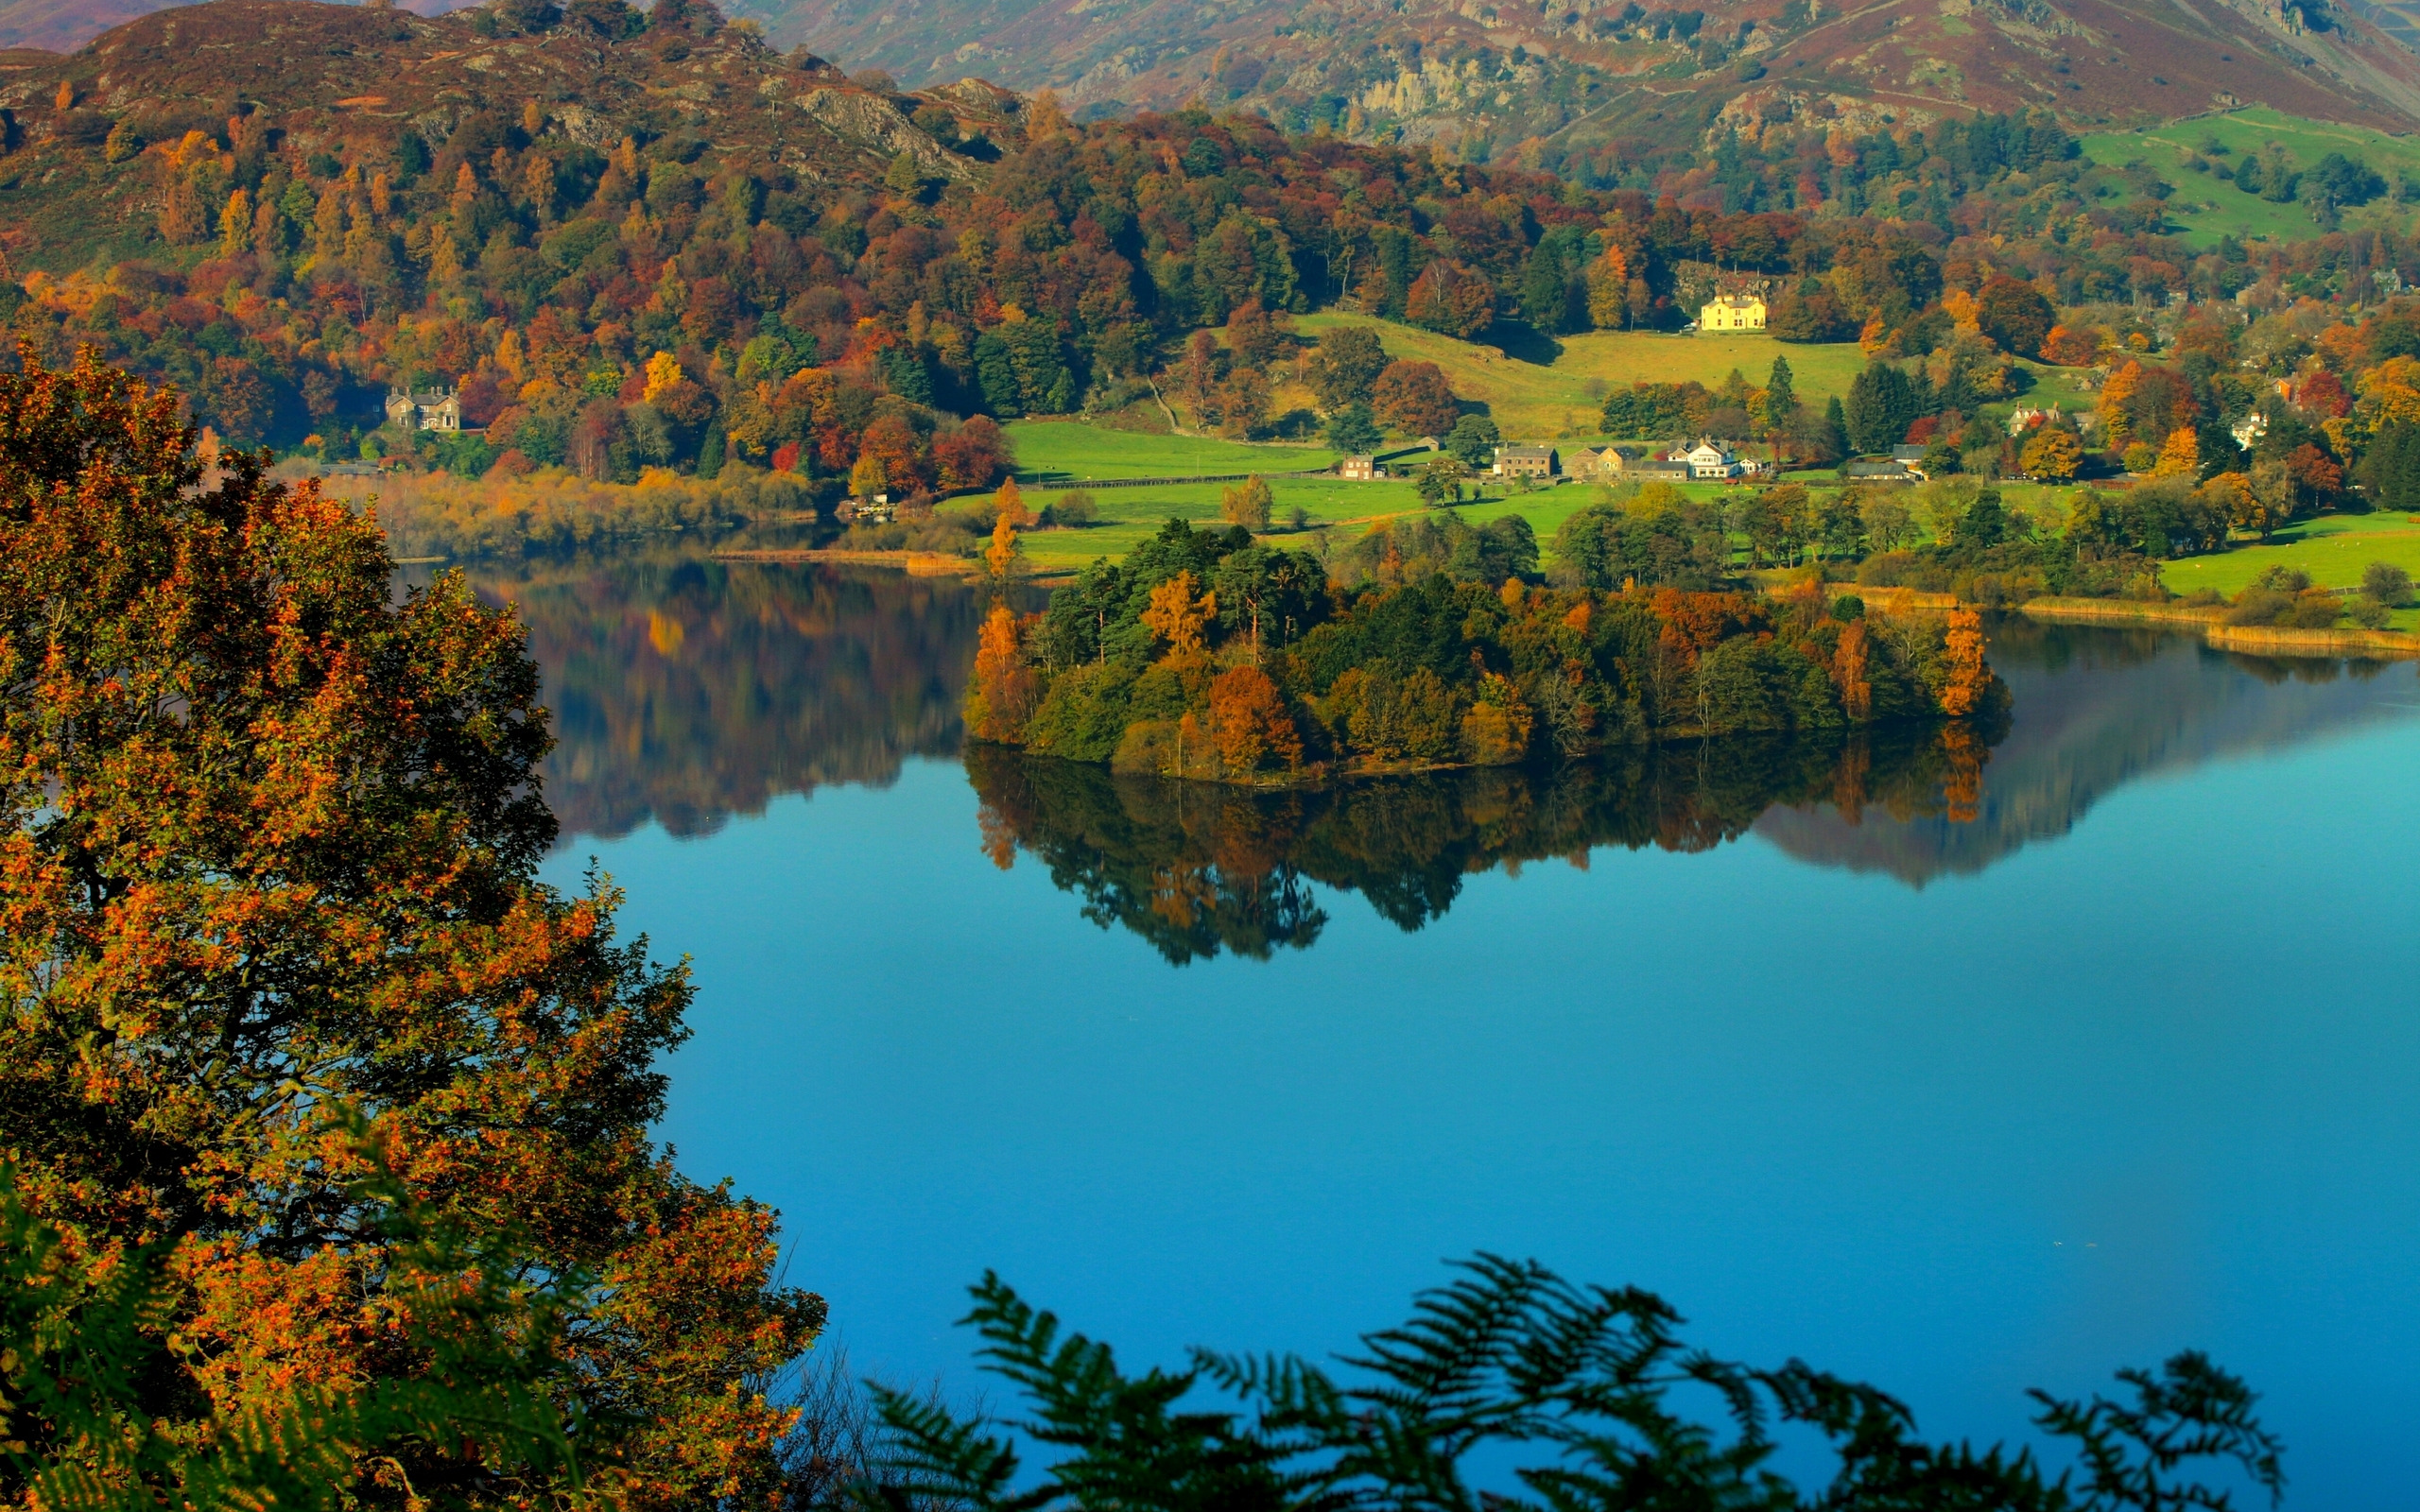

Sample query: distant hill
[0,0,470,53]
[0,0,1011,271]
[8,0,2420,171]
[747,0,2420,172]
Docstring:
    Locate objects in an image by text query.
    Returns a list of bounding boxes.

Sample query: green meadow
[2157,512,2420,629]
[1290,313,1870,442]
[1005,421,1337,482]
[2079,108,2420,249]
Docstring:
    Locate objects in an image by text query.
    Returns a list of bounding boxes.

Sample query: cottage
[1682,438,1746,479]
[1569,444,1647,478]
[1493,443,1559,478]
[386,387,464,432]
[2231,411,2267,449]
[2006,404,2058,437]
[1339,454,1387,480]
[1698,294,1766,333]
[1628,457,1693,482]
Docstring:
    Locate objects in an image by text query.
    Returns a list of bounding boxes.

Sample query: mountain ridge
[7,0,2420,172]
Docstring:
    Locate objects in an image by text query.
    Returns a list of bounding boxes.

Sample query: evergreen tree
[1766,354,1795,421]
[1822,394,1852,460]
[1843,361,1917,455]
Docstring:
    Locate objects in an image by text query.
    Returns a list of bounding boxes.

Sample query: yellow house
[1699,294,1766,333]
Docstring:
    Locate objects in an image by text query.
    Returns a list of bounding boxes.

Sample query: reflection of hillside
[969,727,1992,964]
[1754,621,2420,886]
[466,559,997,844]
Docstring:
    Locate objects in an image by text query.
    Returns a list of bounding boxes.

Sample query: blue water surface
[503,561,2419,1505]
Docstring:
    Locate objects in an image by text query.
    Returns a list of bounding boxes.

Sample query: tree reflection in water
[967,720,2001,965]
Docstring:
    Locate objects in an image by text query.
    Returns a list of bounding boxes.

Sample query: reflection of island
[460,558,1002,844]
[967,727,1995,963]
[1755,620,2420,885]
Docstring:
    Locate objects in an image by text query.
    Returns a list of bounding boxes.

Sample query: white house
[2006,404,2058,437]
[1683,438,1746,478]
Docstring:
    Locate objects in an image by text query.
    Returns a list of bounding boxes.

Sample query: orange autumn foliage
[966,601,1042,741]
[1141,570,1217,658]
[1832,618,1873,722]
[0,348,821,1510]
[1206,664,1302,774]
[1938,607,1990,718]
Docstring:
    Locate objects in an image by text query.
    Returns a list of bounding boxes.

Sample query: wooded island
[966,518,2007,782]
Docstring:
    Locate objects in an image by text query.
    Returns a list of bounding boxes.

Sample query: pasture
[1005,421,1337,482]
[1290,313,1869,443]
[2157,512,2420,629]
[2079,108,2420,249]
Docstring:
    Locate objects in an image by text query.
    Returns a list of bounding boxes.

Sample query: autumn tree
[2019,426,2083,480]
[1371,360,1461,438]
[985,511,1027,580]
[0,349,821,1509]
[1404,260,1497,339]
[1206,664,1302,774]
[1220,474,1273,531]
[1308,327,1389,411]
[965,602,1041,739]
[994,474,1030,528]
[1140,570,1217,658]
[1938,606,1991,717]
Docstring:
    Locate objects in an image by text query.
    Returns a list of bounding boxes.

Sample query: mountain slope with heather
[753,0,2420,172]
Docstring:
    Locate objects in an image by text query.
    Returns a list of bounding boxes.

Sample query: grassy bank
[2157,513,2420,631]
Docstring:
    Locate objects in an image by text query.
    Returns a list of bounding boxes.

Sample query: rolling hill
[0,0,1011,271]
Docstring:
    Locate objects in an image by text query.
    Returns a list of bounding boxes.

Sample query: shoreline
[2016,595,2420,658]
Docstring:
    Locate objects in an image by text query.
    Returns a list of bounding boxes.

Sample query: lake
[476,557,2420,1504]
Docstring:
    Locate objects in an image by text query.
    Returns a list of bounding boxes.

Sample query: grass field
[2156,512,2420,629]
[1292,313,1870,443]
[2079,108,2420,249]
[1006,468,1771,574]
[1005,421,1336,482]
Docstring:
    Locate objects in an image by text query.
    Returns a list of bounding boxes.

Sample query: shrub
[2361,559,2412,606]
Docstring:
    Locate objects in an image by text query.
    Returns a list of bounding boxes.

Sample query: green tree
[1766,352,1796,421]
[1843,360,1918,455]
[1415,455,1468,505]
[1443,413,1502,468]
[1324,401,1383,455]
[1309,327,1390,411]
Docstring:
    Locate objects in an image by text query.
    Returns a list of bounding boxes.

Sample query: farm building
[1568,445,1648,478]
[1493,444,1560,478]
[1339,455,1387,480]
[1698,294,1765,333]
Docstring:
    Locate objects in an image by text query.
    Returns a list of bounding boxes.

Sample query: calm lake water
[476,558,2420,1504]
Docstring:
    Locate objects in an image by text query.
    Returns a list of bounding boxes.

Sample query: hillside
[0,0,1011,275]
[747,0,2420,171]
[8,0,2420,171]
